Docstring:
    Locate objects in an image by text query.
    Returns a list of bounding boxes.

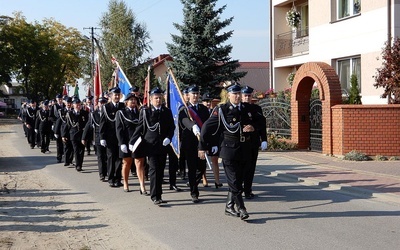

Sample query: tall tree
[166,0,246,97]
[374,37,400,104]
[99,0,151,91]
[0,13,88,100]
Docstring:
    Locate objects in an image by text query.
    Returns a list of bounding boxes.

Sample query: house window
[296,4,309,38]
[337,0,361,19]
[337,57,361,93]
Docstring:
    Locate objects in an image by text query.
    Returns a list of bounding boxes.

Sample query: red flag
[62,84,68,96]
[143,65,151,107]
[93,51,102,106]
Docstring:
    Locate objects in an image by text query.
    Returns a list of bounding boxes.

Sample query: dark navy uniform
[62,100,88,171]
[241,86,267,198]
[99,88,125,187]
[129,88,175,204]
[83,97,108,180]
[23,102,38,149]
[199,84,263,220]
[55,98,74,166]
[50,95,65,162]
[116,105,140,158]
[178,86,210,202]
[35,101,52,153]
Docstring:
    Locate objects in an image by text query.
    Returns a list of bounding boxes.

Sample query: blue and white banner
[167,74,185,156]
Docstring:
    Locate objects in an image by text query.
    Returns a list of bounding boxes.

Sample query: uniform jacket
[24,106,37,126]
[99,102,125,146]
[199,101,264,161]
[178,103,210,148]
[116,107,140,146]
[129,105,175,156]
[82,108,101,144]
[54,108,69,137]
[35,109,52,133]
[62,109,89,141]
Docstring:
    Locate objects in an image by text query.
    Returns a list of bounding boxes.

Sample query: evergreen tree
[99,0,151,90]
[348,74,362,104]
[166,0,246,97]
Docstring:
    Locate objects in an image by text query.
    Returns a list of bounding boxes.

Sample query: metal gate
[309,98,322,151]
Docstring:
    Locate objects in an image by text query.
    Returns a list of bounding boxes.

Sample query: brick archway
[291,62,342,155]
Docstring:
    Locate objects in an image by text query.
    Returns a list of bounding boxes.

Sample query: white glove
[54,134,59,139]
[120,144,128,153]
[211,146,218,154]
[192,124,200,136]
[34,129,38,133]
[129,144,134,152]
[261,141,268,150]
[100,139,107,147]
[162,138,171,146]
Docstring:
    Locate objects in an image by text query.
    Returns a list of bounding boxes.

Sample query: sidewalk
[256,151,400,203]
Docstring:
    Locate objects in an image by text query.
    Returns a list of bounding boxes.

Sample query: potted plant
[286,7,301,28]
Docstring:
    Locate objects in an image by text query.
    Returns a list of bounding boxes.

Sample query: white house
[270,0,400,104]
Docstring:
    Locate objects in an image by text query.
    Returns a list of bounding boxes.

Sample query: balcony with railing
[275,27,309,59]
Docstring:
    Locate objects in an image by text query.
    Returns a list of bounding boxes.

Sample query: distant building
[271,0,399,104]
[235,62,270,93]
[0,81,27,111]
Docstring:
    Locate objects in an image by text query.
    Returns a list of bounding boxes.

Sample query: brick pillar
[291,62,342,155]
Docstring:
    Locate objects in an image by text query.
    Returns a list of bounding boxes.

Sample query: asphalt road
[4,123,400,249]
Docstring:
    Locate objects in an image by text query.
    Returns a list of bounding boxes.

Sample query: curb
[262,170,400,205]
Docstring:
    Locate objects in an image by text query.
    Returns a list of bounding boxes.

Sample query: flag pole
[167,68,211,169]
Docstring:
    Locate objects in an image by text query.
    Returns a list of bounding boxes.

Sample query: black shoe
[215,183,223,189]
[76,166,82,172]
[239,208,249,220]
[109,182,117,188]
[140,190,148,196]
[245,193,255,199]
[191,195,199,203]
[57,159,62,163]
[225,207,240,217]
[116,182,123,187]
[64,163,70,166]
[203,183,209,187]
[170,185,182,192]
[100,176,105,182]
[153,199,161,205]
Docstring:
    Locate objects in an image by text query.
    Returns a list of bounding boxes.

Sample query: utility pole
[83,27,101,92]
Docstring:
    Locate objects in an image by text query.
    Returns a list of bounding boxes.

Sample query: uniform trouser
[106,144,121,184]
[165,145,178,186]
[27,127,36,148]
[95,144,107,178]
[71,140,85,168]
[40,131,50,152]
[64,140,74,164]
[185,146,206,197]
[178,146,186,177]
[85,139,92,154]
[222,152,249,209]
[56,136,64,161]
[148,153,167,201]
[243,146,259,194]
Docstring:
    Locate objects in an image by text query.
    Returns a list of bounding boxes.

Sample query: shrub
[267,132,297,150]
[343,150,370,161]
[375,155,388,161]
[389,156,400,161]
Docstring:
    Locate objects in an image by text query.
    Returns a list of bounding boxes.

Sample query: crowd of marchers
[18,83,267,221]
